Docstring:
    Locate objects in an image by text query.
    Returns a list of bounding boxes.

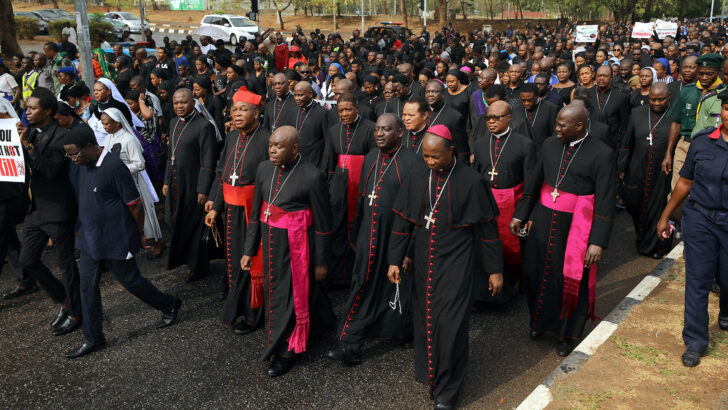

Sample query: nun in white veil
[101,108,165,256]
[0,98,19,121]
[89,78,144,145]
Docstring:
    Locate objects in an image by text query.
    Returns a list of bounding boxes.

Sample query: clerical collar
[302,99,315,110]
[570,133,588,147]
[430,101,444,111]
[279,154,301,170]
[382,143,402,156]
[438,158,456,173]
[413,124,427,135]
[493,127,511,138]
[344,115,361,128]
[278,92,291,102]
[179,111,196,122]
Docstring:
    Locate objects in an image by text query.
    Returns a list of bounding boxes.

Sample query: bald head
[488,100,511,116]
[269,125,299,166]
[377,113,403,131]
[293,81,314,107]
[335,79,356,95]
[555,104,588,143]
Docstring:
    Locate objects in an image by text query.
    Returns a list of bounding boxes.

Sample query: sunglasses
[486,114,509,121]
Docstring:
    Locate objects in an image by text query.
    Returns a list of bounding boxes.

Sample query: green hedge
[15,16,40,40]
[48,17,115,48]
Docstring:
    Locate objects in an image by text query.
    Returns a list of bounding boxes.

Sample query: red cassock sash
[336,155,365,226]
[223,182,264,308]
[491,183,524,265]
[539,183,597,320]
[261,201,314,354]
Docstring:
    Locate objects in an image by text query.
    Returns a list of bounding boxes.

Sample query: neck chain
[551,135,587,202]
[339,116,361,156]
[170,112,196,165]
[264,155,302,222]
[273,94,289,128]
[429,103,446,125]
[295,102,314,134]
[425,157,457,230]
[487,129,512,181]
[647,108,668,146]
[596,87,612,110]
[228,124,260,185]
[367,145,402,206]
[525,102,541,127]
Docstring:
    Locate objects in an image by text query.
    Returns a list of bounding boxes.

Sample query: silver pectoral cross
[551,188,560,203]
[488,167,498,181]
[170,156,176,166]
[424,211,436,229]
[368,189,377,206]
[263,206,272,222]
[647,133,653,146]
[229,171,239,186]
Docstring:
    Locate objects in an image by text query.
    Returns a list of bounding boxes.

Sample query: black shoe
[681,350,702,367]
[156,298,182,329]
[52,318,82,336]
[649,252,664,260]
[233,322,258,335]
[218,290,228,300]
[434,399,453,410]
[50,307,69,328]
[65,341,105,359]
[556,341,571,357]
[326,348,362,365]
[615,199,626,210]
[529,330,543,340]
[185,271,206,283]
[719,315,728,331]
[267,355,293,378]
[2,284,39,300]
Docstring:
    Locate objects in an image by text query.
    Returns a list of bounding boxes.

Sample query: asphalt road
[0,207,661,409]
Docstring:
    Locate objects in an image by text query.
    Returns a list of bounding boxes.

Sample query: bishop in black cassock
[424,80,469,162]
[388,126,503,408]
[514,105,615,356]
[292,81,328,165]
[262,73,297,132]
[472,101,537,305]
[327,114,421,365]
[618,84,673,257]
[402,98,430,155]
[243,126,335,378]
[520,84,558,147]
[164,89,218,282]
[468,104,534,155]
[320,96,375,286]
[589,67,630,151]
[206,90,271,333]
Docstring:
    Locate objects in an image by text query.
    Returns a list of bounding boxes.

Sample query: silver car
[105,12,146,33]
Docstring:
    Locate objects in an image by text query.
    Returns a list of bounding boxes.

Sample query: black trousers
[0,198,34,287]
[80,252,177,346]
[21,221,81,317]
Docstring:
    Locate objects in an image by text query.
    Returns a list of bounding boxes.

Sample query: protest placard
[631,22,654,39]
[575,25,599,43]
[655,20,678,39]
[0,119,26,183]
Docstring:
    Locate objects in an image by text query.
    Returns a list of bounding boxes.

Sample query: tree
[0,0,22,57]
[382,0,388,14]
[438,0,446,26]
[272,0,294,30]
[399,0,409,26]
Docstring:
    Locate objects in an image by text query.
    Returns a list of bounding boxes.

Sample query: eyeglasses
[65,151,82,160]
[300,70,311,74]
[486,114,509,121]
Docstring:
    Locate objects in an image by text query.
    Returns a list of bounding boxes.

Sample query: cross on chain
[229,172,239,186]
[263,206,272,222]
[368,189,377,206]
[551,188,560,203]
[488,167,498,181]
[647,133,653,146]
[424,211,436,229]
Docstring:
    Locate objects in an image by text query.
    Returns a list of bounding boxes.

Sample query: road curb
[150,23,197,35]
[516,241,685,410]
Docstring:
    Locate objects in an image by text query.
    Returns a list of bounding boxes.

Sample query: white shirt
[62,26,77,44]
[200,44,217,55]
[493,127,511,139]
[103,129,145,175]
[0,73,18,96]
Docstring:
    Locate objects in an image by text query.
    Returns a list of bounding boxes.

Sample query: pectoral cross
[424,211,436,230]
[263,206,272,222]
[368,189,377,206]
[647,133,653,146]
[170,156,176,166]
[488,167,498,181]
[229,171,239,186]
[551,188,560,203]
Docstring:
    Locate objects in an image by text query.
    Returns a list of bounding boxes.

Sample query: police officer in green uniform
[657,88,728,368]
[662,54,727,193]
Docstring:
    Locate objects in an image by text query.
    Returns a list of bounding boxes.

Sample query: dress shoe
[326,348,362,365]
[718,315,728,331]
[233,322,258,336]
[2,284,39,300]
[681,350,702,367]
[556,341,572,357]
[53,318,81,336]
[50,307,69,328]
[218,290,228,300]
[156,298,182,329]
[146,245,166,261]
[267,355,293,378]
[529,330,543,340]
[185,271,206,283]
[65,341,105,359]
[434,399,453,410]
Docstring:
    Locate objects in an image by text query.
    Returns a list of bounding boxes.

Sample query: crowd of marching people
[2,17,728,409]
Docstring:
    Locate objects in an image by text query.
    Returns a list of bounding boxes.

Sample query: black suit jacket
[24,121,77,225]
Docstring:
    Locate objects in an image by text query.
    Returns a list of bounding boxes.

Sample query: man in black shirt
[60,127,181,359]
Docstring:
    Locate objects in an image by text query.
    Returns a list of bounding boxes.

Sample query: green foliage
[14,16,40,40]
[48,17,115,48]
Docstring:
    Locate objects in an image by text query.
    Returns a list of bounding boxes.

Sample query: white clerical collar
[95,145,109,167]
[493,127,511,138]
[414,124,427,134]
[570,133,588,147]
[303,99,315,110]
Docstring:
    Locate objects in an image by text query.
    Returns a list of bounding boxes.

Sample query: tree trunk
[117,0,122,11]
[381,0,387,14]
[459,0,467,19]
[151,0,159,11]
[52,0,59,8]
[0,0,22,57]
[399,0,408,26]
[438,0,446,26]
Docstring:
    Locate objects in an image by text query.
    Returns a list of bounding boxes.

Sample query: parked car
[199,14,260,45]
[95,16,126,41]
[36,9,75,21]
[14,11,48,33]
[363,22,413,42]
[104,12,146,33]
